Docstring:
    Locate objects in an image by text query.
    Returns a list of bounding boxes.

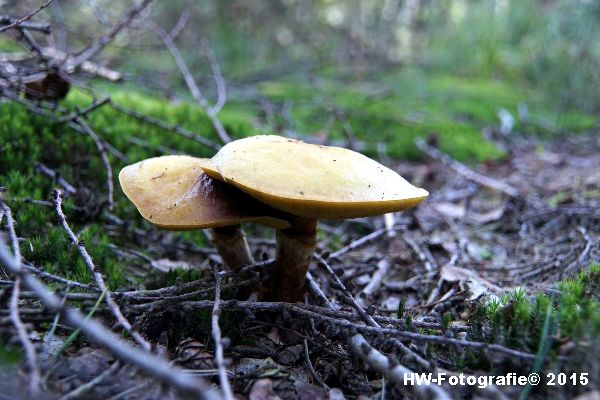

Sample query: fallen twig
[59,360,121,400]
[1,202,41,396]
[304,272,449,398]
[52,189,150,350]
[211,269,234,400]
[415,138,520,198]
[329,227,388,259]
[356,259,390,306]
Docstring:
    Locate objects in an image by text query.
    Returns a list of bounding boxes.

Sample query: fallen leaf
[439,264,502,301]
[249,379,281,400]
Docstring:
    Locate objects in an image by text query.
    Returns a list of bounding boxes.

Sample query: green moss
[0,345,22,365]
[0,88,238,287]
[473,265,600,360]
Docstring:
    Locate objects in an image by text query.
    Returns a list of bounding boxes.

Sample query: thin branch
[69,0,153,67]
[178,300,534,361]
[349,334,450,400]
[35,162,77,195]
[26,263,98,291]
[72,118,114,210]
[52,190,150,350]
[202,39,227,115]
[356,259,390,306]
[415,138,520,198]
[0,240,219,400]
[150,22,231,143]
[9,277,42,396]
[57,97,110,123]
[0,0,55,33]
[304,272,448,397]
[303,338,329,390]
[109,100,220,150]
[329,227,388,259]
[1,202,41,396]
[0,17,50,33]
[211,269,234,400]
[59,361,121,400]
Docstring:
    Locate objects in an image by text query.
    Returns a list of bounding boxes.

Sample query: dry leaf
[249,379,281,400]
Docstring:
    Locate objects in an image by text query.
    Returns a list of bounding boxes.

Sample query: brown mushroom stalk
[211,225,254,267]
[272,216,317,302]
[119,155,290,270]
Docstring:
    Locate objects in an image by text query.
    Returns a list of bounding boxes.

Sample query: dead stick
[69,0,153,67]
[415,138,520,198]
[211,269,234,400]
[0,0,55,33]
[2,202,41,396]
[52,190,150,350]
[71,118,114,210]
[150,22,231,144]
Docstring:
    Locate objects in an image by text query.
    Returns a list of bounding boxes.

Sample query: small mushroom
[199,135,429,301]
[119,155,290,269]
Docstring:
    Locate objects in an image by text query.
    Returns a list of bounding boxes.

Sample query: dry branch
[150,22,231,144]
[59,361,121,400]
[52,189,150,350]
[211,269,234,400]
[1,202,41,396]
[415,138,520,198]
[0,0,55,33]
[69,0,153,67]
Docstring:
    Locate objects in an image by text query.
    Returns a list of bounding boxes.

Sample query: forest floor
[1,98,598,399]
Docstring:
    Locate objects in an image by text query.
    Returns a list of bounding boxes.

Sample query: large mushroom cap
[199,135,429,219]
[119,155,290,230]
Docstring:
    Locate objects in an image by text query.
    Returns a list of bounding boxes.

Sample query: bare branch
[52,190,150,351]
[0,0,55,33]
[149,22,231,143]
[1,202,41,396]
[329,227,388,259]
[72,118,114,210]
[59,361,121,400]
[349,334,451,400]
[415,138,520,198]
[202,39,227,115]
[69,0,153,67]
[109,100,220,150]
[211,269,234,400]
[0,17,50,33]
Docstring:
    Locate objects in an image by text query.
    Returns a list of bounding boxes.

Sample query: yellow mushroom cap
[199,135,429,219]
[119,155,291,230]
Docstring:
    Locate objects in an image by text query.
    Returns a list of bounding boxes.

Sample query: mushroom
[198,135,429,301]
[119,155,290,269]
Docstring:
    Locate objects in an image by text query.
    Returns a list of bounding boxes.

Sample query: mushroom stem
[271,217,318,302]
[211,225,254,269]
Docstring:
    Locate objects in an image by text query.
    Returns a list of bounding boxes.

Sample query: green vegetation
[0,90,243,287]
[469,265,600,369]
